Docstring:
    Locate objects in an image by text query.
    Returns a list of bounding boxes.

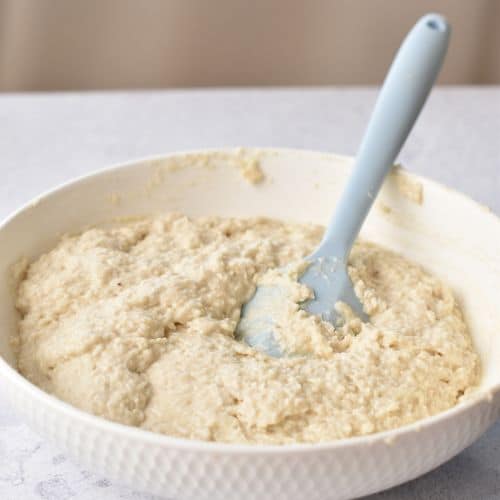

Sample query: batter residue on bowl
[15,214,480,444]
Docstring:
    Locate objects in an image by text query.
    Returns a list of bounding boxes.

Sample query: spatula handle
[313,13,450,260]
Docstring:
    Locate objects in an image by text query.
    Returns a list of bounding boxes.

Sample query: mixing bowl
[0,148,499,500]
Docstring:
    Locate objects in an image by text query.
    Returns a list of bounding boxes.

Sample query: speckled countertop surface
[0,87,499,500]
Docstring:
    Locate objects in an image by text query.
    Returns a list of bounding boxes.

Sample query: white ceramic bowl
[0,149,499,500]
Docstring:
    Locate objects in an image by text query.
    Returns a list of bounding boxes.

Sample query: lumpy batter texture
[15,214,480,444]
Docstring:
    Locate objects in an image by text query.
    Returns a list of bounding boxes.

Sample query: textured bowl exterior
[3,375,499,500]
[1,149,499,500]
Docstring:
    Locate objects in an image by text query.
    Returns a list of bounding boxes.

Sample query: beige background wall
[1,0,499,91]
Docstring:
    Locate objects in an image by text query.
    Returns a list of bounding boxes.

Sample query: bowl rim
[1,146,499,454]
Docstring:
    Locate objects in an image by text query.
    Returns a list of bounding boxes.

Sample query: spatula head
[236,257,368,357]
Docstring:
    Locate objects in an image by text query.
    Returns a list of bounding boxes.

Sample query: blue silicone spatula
[237,13,450,357]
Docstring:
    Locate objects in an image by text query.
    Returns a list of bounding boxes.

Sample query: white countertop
[0,87,499,500]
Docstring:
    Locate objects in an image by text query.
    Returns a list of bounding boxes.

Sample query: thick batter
[15,214,480,444]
